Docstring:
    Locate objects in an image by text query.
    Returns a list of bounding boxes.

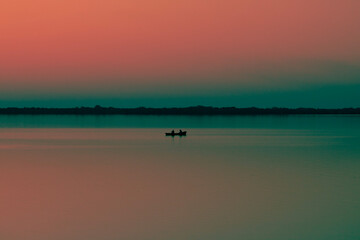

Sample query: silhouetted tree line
[0,105,359,115]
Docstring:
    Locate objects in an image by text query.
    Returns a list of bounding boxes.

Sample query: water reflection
[0,114,360,130]
[0,125,360,239]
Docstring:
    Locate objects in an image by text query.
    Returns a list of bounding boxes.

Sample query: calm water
[1,115,360,240]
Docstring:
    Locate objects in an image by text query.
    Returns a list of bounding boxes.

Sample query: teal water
[1,114,360,130]
[0,115,359,240]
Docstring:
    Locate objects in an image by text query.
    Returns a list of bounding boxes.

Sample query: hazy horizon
[1,82,360,108]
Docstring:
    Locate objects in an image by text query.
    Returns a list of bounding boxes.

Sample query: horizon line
[0,106,359,115]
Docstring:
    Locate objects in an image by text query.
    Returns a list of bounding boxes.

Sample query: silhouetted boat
[165,131,187,136]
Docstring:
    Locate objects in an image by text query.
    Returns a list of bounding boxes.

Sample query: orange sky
[0,0,359,105]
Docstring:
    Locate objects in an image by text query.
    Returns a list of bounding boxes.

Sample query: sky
[0,0,359,107]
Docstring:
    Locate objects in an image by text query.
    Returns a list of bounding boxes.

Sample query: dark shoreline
[0,106,360,115]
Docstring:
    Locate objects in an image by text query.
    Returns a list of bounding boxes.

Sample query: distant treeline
[0,106,360,115]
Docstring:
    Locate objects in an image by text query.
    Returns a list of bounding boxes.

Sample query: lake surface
[1,115,360,240]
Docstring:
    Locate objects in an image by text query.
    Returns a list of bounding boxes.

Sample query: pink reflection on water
[0,128,359,240]
[0,129,251,239]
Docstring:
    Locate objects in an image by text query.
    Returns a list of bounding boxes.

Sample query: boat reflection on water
[165,130,187,136]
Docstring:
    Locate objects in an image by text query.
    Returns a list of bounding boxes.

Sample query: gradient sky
[0,0,359,107]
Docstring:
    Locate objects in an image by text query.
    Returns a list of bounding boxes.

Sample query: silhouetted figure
[165,129,187,136]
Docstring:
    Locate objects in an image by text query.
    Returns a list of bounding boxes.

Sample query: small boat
[165,131,187,136]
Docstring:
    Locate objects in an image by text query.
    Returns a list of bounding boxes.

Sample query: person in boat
[179,129,183,134]
[171,130,175,135]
